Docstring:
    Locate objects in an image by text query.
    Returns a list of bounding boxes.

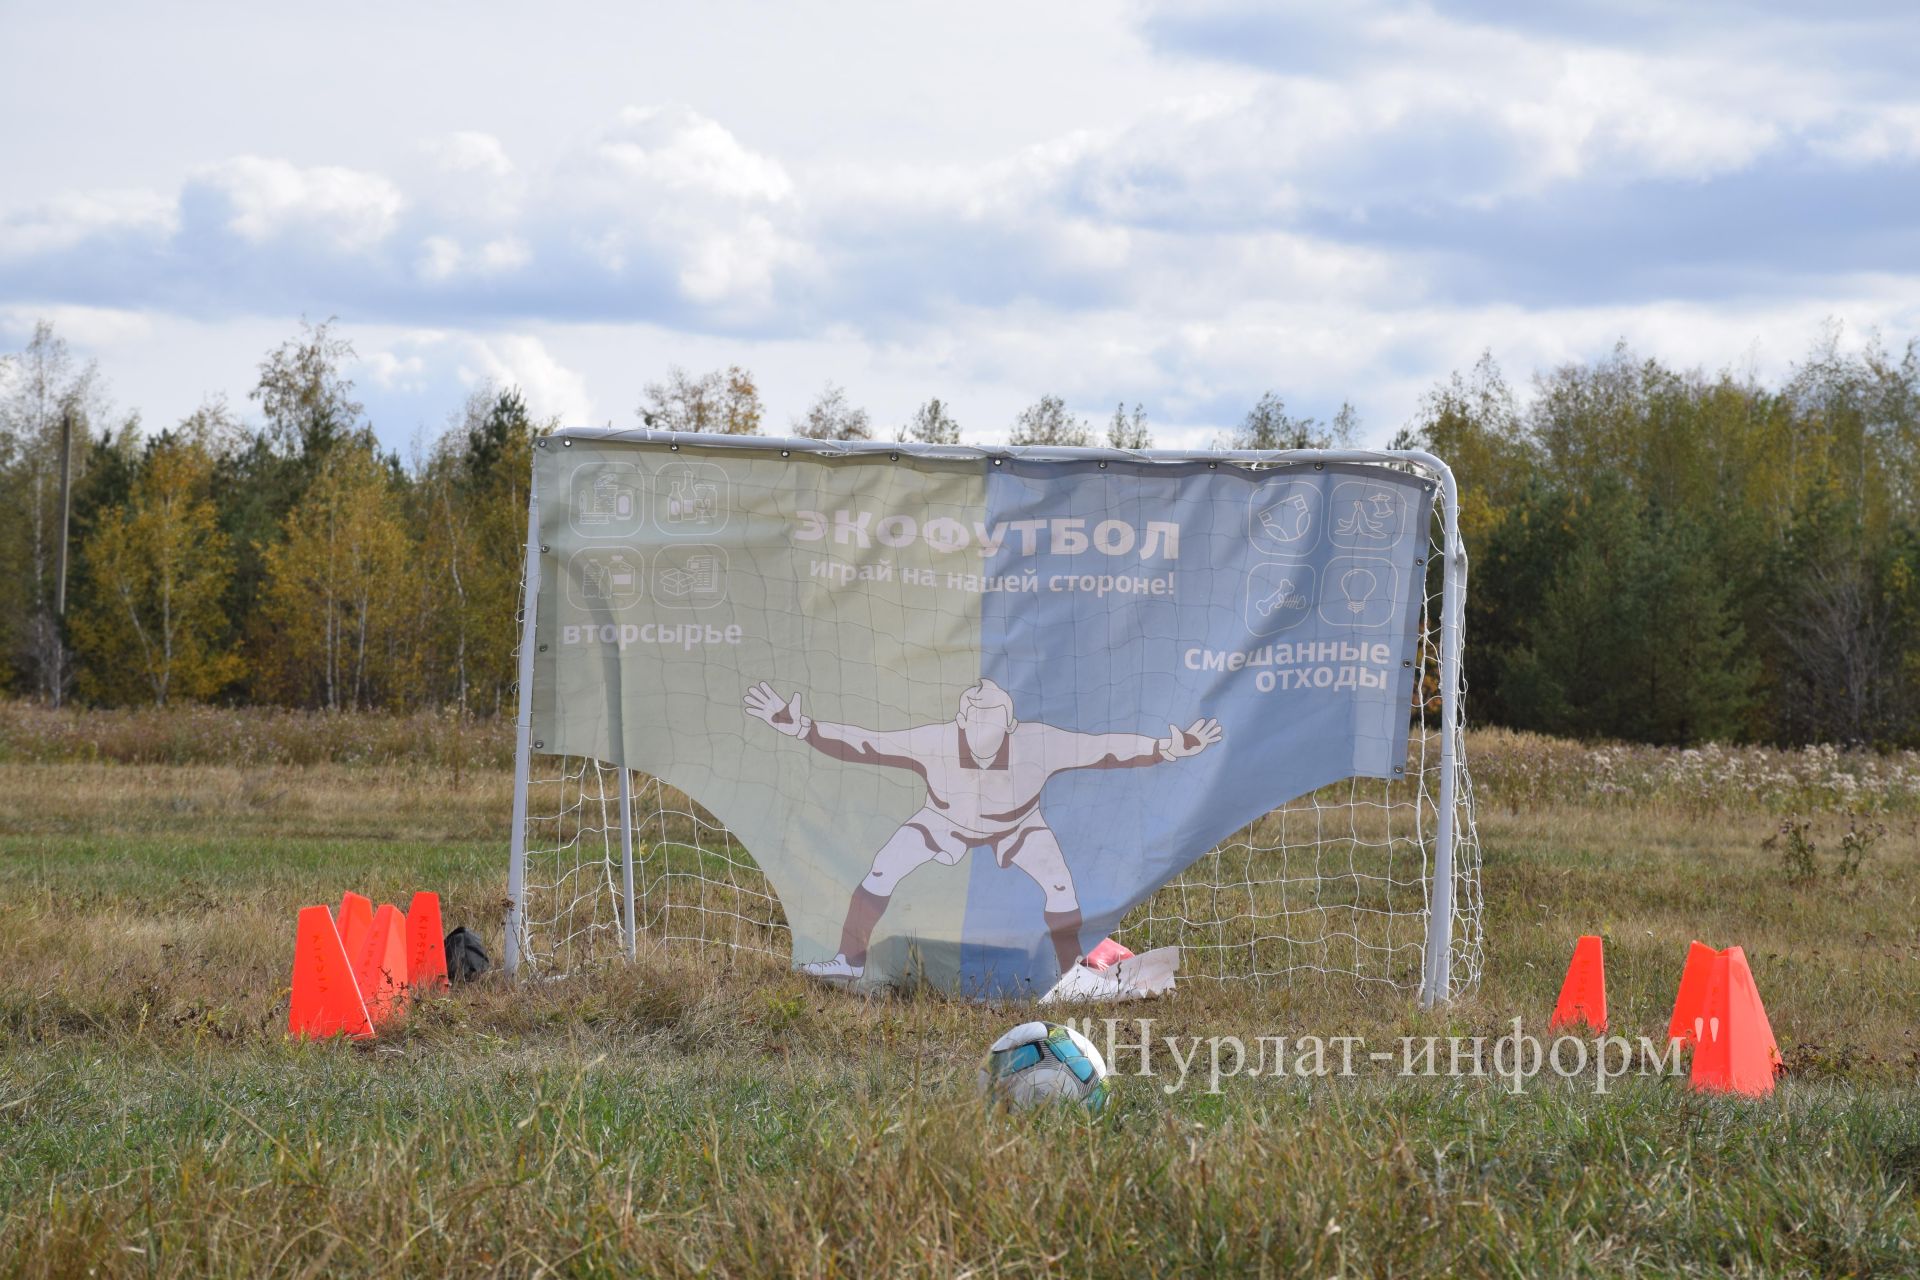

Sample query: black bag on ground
[444,926,491,983]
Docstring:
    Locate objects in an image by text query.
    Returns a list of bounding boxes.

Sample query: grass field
[1,715,1918,1276]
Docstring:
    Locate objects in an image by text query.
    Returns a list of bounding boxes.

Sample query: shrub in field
[3,704,1917,816]
[1835,812,1886,884]
[1767,816,1819,887]
[1764,811,1889,888]
[0,700,513,768]
[1472,728,1919,814]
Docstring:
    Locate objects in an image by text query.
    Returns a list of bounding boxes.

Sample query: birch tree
[260,443,419,709]
[1009,394,1092,447]
[71,427,242,705]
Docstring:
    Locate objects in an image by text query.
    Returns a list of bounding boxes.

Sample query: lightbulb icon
[1339,566,1377,615]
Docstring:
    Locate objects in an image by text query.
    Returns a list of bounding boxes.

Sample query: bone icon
[1254,578,1305,617]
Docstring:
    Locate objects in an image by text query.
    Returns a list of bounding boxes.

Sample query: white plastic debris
[1039,945,1180,1004]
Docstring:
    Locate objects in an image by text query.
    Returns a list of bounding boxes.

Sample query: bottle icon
[607,554,636,595]
[582,560,607,599]
[668,477,718,523]
[582,553,637,602]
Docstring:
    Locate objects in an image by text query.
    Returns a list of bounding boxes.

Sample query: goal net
[505,435,1482,1003]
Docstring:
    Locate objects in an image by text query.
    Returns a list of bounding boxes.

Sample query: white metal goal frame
[503,433,1482,1005]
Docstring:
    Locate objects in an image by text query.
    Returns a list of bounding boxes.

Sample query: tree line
[2,318,1913,746]
[1393,335,1918,747]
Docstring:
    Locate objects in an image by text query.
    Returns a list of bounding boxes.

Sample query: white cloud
[361,347,430,394]
[430,130,514,181]
[340,329,598,437]
[190,156,404,251]
[675,216,797,307]
[457,334,596,425]
[2,5,1917,455]
[593,105,794,203]
[414,233,530,281]
[415,235,463,281]
[1115,2,1872,214]
[1513,49,1785,185]
[1055,53,1786,222]
[418,131,523,225]
[543,104,814,312]
[0,188,175,258]
[1814,104,1920,165]
[477,236,530,273]
[0,302,154,346]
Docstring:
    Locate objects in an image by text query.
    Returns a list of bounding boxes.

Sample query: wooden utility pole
[54,407,72,616]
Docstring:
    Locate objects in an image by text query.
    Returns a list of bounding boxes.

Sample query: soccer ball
[980,1021,1111,1113]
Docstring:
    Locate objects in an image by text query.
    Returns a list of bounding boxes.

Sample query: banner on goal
[529,439,1435,996]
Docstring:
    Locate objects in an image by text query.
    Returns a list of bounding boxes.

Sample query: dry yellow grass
[1,744,1917,1275]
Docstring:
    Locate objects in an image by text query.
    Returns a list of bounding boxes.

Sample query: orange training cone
[1549,934,1607,1034]
[337,891,374,963]
[353,903,412,1028]
[1688,946,1780,1096]
[1722,947,1781,1068]
[1667,940,1720,1044]
[406,891,450,990]
[288,905,374,1040]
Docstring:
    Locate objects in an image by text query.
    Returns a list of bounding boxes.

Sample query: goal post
[504,432,1482,1004]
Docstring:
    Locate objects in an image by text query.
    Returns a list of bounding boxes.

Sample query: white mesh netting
[508,450,1483,999]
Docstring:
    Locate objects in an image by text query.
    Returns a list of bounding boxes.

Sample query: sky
[2,0,1917,452]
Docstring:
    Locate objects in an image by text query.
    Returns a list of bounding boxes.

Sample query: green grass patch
[0,756,1916,1275]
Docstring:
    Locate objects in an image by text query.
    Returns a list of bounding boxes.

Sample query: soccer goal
[504,432,1482,1004]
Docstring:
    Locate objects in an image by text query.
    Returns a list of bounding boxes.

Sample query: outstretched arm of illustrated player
[742,681,925,771]
[1156,717,1223,762]
[1050,717,1225,770]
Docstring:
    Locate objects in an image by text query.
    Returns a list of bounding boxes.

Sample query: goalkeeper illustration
[742,678,1223,984]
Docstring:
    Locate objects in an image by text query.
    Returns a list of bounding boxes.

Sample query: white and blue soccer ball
[980,1021,1111,1113]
